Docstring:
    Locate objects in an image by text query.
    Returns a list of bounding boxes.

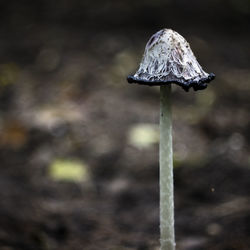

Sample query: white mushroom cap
[127,29,215,91]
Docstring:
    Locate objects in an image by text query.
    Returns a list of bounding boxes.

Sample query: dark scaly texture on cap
[127,29,215,91]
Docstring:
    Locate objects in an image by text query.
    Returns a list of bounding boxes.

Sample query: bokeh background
[0,0,250,249]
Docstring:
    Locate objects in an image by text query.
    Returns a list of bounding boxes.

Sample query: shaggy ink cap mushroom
[127,29,215,91]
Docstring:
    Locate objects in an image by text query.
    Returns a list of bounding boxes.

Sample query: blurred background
[0,0,250,249]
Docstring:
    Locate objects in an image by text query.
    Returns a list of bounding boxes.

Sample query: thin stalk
[160,85,175,250]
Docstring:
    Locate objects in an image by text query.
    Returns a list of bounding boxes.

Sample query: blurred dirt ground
[0,1,250,249]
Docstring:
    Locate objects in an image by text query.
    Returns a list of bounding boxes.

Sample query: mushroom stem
[160,85,175,250]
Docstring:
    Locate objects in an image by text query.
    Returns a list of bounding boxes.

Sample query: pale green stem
[160,85,175,250]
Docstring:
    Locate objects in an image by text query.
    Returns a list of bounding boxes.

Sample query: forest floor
[0,1,250,249]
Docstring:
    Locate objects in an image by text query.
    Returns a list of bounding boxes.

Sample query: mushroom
[127,29,215,250]
[127,28,215,92]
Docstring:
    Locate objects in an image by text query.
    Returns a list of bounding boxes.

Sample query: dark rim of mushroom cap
[127,73,215,92]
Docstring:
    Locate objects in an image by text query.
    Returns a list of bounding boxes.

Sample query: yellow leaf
[49,159,89,182]
[128,123,159,149]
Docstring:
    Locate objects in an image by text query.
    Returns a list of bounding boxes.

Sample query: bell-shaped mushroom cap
[127,29,215,91]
